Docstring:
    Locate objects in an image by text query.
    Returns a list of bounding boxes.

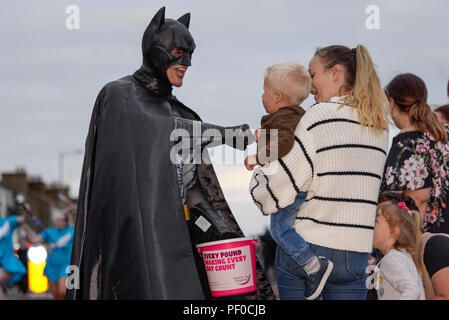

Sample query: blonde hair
[314,45,389,135]
[376,203,422,275]
[264,62,311,106]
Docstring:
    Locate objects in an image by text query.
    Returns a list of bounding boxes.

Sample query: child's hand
[244,155,258,171]
[255,128,260,143]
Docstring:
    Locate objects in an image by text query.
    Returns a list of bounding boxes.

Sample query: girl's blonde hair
[264,62,311,106]
[376,203,422,275]
[314,45,389,135]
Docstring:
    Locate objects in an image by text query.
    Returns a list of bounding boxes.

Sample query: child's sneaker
[304,256,333,300]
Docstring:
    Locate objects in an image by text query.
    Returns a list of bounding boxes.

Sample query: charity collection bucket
[196,237,258,297]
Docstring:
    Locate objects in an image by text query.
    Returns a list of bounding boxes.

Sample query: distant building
[0,168,77,230]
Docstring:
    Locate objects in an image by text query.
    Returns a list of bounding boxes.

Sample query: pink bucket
[196,237,258,297]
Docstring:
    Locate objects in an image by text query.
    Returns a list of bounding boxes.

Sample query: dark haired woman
[381,73,449,235]
[251,45,389,299]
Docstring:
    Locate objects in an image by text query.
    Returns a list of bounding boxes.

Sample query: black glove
[173,117,255,151]
[222,123,255,151]
[187,201,241,245]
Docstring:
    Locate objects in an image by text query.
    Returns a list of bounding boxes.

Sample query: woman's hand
[244,155,258,171]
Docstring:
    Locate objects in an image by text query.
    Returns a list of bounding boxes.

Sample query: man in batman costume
[67,7,274,300]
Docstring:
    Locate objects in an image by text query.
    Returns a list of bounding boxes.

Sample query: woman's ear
[331,66,337,81]
[331,64,343,81]
[390,97,396,108]
[390,98,399,115]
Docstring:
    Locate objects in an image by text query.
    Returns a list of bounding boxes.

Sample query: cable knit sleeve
[249,121,316,215]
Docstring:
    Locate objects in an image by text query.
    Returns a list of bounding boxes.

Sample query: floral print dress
[380,127,449,234]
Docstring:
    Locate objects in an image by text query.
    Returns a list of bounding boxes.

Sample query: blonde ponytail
[314,45,389,136]
[347,45,389,135]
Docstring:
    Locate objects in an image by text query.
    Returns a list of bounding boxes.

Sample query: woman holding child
[250,45,389,299]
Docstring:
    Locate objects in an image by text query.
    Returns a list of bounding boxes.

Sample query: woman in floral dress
[381,73,449,234]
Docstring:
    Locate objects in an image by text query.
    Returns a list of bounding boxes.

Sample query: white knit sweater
[249,96,389,253]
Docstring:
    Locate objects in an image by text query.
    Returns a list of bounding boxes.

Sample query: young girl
[373,202,425,300]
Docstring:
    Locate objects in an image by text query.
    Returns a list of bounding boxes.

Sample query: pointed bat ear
[177,13,190,29]
[149,6,165,33]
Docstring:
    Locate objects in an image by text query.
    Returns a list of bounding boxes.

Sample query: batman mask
[141,7,196,85]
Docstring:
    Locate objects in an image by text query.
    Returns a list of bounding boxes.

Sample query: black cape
[67,67,274,300]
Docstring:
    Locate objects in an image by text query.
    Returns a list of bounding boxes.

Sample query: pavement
[4,285,53,300]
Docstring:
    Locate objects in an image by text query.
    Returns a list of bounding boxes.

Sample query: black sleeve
[423,235,449,278]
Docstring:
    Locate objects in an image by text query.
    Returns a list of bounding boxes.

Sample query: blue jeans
[270,192,315,266]
[275,243,369,300]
